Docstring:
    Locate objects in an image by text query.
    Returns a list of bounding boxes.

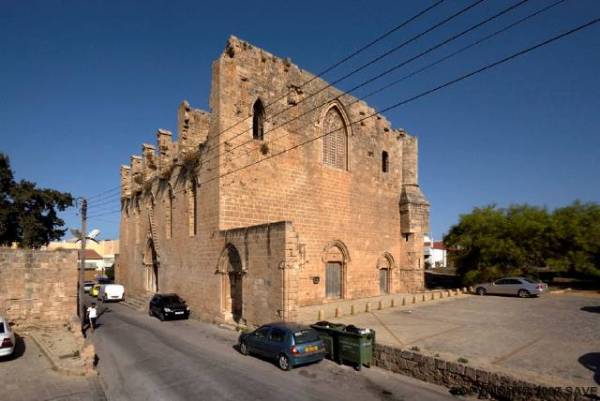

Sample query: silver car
[0,316,15,358]
[475,277,548,298]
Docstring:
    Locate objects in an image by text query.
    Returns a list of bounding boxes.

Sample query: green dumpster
[311,322,375,370]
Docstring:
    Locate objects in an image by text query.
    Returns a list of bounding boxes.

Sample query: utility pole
[78,198,87,322]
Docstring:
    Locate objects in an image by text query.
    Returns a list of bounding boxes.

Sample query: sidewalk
[0,334,106,401]
[30,324,95,376]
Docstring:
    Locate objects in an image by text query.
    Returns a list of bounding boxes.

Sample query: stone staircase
[148,207,161,263]
[123,293,153,312]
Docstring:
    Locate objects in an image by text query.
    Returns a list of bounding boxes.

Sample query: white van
[99,284,125,302]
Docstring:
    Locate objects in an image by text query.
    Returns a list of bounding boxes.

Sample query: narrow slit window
[188,179,197,237]
[252,99,265,140]
[382,151,389,173]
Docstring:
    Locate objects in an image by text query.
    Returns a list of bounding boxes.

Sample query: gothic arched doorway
[143,238,159,293]
[218,244,244,323]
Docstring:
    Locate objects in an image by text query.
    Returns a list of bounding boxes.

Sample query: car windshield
[0,322,5,334]
[162,296,184,304]
[522,278,536,284]
[293,329,320,344]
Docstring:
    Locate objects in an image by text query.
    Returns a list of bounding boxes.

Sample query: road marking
[405,324,464,346]
[369,311,405,347]
[491,336,544,365]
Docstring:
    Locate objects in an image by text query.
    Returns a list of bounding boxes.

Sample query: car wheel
[278,354,291,371]
[476,287,486,296]
[518,289,530,298]
[148,308,153,317]
[159,312,165,321]
[240,342,249,356]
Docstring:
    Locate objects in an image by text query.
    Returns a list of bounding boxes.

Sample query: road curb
[548,288,572,295]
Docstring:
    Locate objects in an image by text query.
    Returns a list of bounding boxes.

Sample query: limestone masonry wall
[0,248,77,327]
[118,35,430,326]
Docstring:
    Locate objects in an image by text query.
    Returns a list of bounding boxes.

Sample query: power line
[87,203,122,215]
[357,0,569,103]
[199,0,487,167]
[200,0,448,150]
[197,16,600,188]
[87,193,121,208]
[208,0,530,171]
[88,1,450,205]
[83,2,446,207]
[119,12,599,212]
[86,186,120,201]
[87,209,122,219]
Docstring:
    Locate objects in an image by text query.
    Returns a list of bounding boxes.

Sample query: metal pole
[79,198,87,322]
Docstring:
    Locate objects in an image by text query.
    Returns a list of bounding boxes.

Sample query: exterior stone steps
[122,293,152,312]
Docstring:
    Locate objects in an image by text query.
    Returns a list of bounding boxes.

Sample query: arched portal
[377,252,395,295]
[322,240,350,299]
[218,244,244,323]
[143,238,159,293]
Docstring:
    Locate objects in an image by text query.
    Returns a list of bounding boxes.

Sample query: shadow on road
[578,353,600,385]
[0,333,26,362]
[580,306,600,314]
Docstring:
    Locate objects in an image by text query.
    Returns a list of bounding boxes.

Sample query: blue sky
[1,0,599,241]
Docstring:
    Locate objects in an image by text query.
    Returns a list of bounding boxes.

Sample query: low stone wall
[0,247,78,328]
[374,344,597,401]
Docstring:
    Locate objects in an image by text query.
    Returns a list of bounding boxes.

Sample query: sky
[1,0,599,241]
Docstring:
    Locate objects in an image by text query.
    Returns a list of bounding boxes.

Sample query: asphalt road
[90,301,464,401]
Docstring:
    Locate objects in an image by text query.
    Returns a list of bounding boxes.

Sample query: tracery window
[322,106,347,170]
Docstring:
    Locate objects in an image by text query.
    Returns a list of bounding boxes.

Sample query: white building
[424,235,447,268]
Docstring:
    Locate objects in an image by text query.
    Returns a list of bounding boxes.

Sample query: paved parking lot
[338,293,600,387]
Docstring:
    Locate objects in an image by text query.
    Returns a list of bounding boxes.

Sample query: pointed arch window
[252,99,265,140]
[322,106,348,170]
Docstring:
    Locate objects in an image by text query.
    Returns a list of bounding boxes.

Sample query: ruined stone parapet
[130,155,143,194]
[142,143,157,185]
[120,165,131,199]
[176,100,210,164]
[157,129,174,178]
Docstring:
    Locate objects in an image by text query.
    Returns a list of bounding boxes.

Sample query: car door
[150,296,160,315]
[491,279,509,294]
[506,278,522,295]
[265,328,287,359]
[248,326,271,357]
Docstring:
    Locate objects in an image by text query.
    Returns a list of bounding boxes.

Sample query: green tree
[445,202,600,284]
[547,201,600,278]
[0,153,73,248]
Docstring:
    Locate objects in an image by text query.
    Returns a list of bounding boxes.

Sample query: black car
[149,293,190,321]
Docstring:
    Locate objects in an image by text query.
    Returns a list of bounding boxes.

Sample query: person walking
[86,303,98,332]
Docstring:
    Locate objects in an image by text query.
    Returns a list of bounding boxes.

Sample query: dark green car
[239,322,325,370]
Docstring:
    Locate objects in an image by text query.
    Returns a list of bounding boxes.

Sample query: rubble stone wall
[374,344,584,401]
[0,247,77,327]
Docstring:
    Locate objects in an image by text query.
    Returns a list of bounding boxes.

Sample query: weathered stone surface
[117,36,430,327]
[373,343,579,401]
[0,248,77,328]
